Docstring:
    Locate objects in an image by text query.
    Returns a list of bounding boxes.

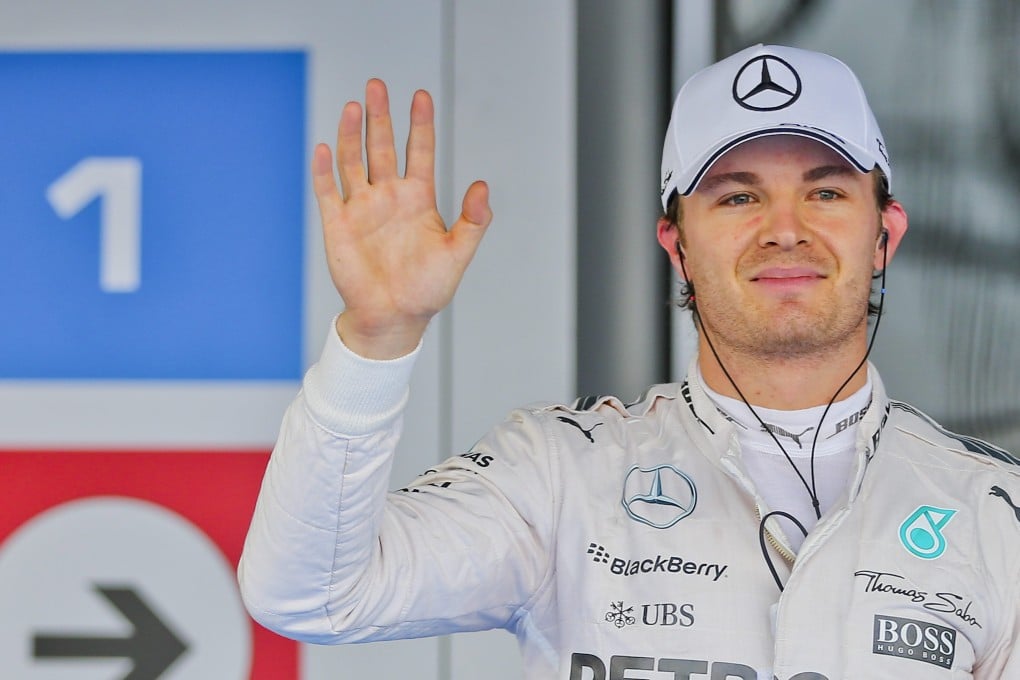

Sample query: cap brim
[679,127,883,196]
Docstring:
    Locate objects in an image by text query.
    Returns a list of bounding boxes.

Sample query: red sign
[0,450,298,679]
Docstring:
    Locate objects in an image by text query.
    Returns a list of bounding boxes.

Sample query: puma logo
[761,424,814,449]
[990,486,1020,523]
[557,416,602,444]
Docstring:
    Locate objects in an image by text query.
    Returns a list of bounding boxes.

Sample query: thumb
[449,180,492,261]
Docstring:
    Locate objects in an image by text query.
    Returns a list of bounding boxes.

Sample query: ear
[657,216,687,281]
[875,199,908,270]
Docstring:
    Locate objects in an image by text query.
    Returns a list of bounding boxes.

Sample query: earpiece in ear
[880,228,889,248]
[675,240,685,260]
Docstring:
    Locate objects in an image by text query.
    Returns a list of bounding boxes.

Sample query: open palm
[313,79,492,359]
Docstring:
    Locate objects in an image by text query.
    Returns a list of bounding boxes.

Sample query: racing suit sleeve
[983,577,1020,677]
[238,325,555,644]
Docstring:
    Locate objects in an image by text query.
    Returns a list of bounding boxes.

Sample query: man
[239,44,1020,679]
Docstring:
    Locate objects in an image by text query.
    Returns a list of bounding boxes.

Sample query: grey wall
[707,0,1020,452]
[0,1,574,678]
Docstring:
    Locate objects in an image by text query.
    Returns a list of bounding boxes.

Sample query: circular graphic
[732,55,802,111]
[0,497,251,679]
[621,465,697,529]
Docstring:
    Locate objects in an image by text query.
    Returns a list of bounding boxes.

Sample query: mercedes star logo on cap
[732,54,802,111]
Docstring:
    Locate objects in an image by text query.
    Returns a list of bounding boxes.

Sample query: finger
[364,78,398,183]
[405,89,436,186]
[311,143,343,226]
[336,101,366,198]
[449,180,493,263]
[336,101,366,196]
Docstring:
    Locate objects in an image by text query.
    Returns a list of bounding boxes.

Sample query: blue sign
[0,52,305,379]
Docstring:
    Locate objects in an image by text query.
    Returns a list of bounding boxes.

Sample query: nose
[758,199,809,251]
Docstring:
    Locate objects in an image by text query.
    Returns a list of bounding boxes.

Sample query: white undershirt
[700,370,872,553]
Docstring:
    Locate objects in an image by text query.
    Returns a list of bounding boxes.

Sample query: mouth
[749,267,825,293]
[750,266,825,282]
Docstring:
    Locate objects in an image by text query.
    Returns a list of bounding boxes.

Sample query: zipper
[756,504,796,564]
[717,448,797,565]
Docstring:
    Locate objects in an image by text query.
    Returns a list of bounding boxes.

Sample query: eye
[814,188,841,201]
[720,192,755,207]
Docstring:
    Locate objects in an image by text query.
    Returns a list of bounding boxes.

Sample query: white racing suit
[239,329,1020,679]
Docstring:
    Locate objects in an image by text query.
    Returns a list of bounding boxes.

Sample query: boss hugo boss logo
[732,54,802,111]
[621,464,697,529]
[826,404,870,439]
[898,505,957,559]
[872,615,957,669]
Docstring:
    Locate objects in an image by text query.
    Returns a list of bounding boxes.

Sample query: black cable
[759,510,809,592]
[678,227,890,592]
[807,239,888,503]
[677,231,890,522]
[677,251,819,514]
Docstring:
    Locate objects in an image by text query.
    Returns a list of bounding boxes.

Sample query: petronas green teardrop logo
[898,505,957,559]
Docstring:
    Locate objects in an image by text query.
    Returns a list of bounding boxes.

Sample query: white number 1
[47,157,142,293]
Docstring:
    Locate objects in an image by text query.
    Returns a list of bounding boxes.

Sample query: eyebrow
[698,164,859,193]
[802,165,857,182]
[697,171,761,192]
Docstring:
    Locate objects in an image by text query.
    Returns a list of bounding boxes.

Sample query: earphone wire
[759,510,809,592]
[677,227,890,525]
[807,238,888,503]
[677,249,819,515]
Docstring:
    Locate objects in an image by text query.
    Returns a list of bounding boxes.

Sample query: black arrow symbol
[33,585,188,680]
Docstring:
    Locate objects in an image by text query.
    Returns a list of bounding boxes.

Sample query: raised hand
[313,79,492,359]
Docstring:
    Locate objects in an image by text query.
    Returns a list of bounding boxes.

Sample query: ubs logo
[621,464,697,529]
[732,54,802,111]
[604,601,695,629]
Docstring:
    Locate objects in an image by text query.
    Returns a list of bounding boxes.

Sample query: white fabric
[700,374,871,552]
[659,43,891,206]
[239,325,1020,679]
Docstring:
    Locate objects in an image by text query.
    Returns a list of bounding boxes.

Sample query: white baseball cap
[660,44,891,210]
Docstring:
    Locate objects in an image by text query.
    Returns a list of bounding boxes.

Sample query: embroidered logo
[556,416,602,443]
[732,54,802,111]
[605,601,636,628]
[990,486,1020,524]
[761,423,814,449]
[621,465,697,529]
[898,505,957,560]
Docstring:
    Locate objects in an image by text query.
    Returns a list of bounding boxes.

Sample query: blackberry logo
[587,543,610,564]
[584,541,728,582]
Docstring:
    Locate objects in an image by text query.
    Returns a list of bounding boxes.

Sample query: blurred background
[0,1,1015,679]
